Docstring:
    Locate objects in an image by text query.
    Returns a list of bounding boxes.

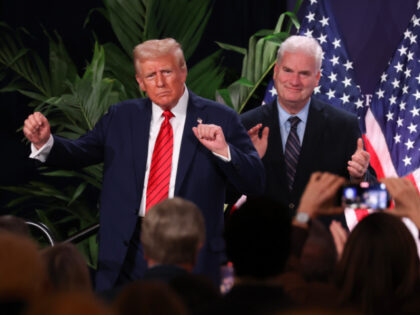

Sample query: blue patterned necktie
[285,116,301,191]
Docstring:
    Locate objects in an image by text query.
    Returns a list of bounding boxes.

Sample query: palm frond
[216,5,303,113]
[187,50,226,100]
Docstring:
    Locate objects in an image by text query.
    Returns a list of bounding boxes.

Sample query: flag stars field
[410,106,420,117]
[392,78,400,89]
[319,16,329,27]
[403,155,412,166]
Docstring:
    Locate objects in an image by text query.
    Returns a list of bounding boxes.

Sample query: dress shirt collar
[151,86,189,120]
[277,98,311,127]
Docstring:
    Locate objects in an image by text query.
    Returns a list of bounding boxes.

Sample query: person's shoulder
[189,91,237,115]
[240,101,275,126]
[107,97,150,114]
[112,97,148,109]
[311,98,357,121]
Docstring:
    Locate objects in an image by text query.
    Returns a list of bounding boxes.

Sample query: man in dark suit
[241,35,372,219]
[23,38,264,291]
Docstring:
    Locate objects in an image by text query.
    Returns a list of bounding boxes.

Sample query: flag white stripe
[365,108,398,178]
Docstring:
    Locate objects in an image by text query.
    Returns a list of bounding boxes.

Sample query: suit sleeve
[214,110,265,196]
[46,106,114,168]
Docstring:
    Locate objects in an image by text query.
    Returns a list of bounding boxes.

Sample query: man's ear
[315,70,321,86]
[136,74,146,91]
[181,67,188,84]
[273,63,279,80]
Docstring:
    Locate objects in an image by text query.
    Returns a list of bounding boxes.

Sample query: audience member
[141,197,206,282]
[25,292,113,315]
[299,219,336,283]
[140,198,220,314]
[41,243,92,293]
[0,232,47,314]
[335,212,420,314]
[218,197,293,314]
[381,177,420,228]
[329,220,348,261]
[0,215,30,237]
[169,274,222,315]
[112,281,187,315]
[99,197,211,304]
[279,172,345,309]
[330,177,420,314]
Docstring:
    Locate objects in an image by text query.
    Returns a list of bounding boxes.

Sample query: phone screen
[341,182,390,210]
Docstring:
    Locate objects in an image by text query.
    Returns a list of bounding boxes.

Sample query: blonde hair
[133,38,187,74]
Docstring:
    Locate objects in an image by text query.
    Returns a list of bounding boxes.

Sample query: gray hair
[133,38,187,74]
[277,35,323,72]
[141,197,205,265]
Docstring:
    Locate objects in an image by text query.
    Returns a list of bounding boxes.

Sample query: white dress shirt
[277,99,311,152]
[138,88,189,215]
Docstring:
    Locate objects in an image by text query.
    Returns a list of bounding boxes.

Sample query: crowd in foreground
[0,173,419,315]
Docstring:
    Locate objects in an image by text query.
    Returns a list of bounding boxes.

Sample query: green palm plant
[0,0,225,267]
[216,0,303,113]
[0,29,123,265]
[92,0,225,100]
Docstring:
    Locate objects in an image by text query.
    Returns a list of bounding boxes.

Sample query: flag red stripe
[363,134,384,180]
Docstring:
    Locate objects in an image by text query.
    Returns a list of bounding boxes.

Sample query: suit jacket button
[288,203,295,209]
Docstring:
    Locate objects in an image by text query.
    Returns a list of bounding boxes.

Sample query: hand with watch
[293,172,346,228]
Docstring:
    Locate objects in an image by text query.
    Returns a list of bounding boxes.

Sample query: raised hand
[381,177,420,228]
[192,123,229,158]
[347,138,370,180]
[23,112,51,150]
[329,220,348,260]
[247,123,269,158]
[297,172,346,219]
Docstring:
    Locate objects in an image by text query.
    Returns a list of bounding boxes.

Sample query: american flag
[366,2,420,187]
[263,0,420,194]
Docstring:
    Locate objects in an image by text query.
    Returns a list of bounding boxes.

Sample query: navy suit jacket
[47,91,264,291]
[241,98,374,217]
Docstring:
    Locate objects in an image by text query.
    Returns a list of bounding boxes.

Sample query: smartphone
[341,182,391,210]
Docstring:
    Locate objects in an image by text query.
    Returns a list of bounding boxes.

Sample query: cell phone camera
[341,182,390,210]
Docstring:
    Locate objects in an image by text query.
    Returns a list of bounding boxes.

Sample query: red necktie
[146,110,174,211]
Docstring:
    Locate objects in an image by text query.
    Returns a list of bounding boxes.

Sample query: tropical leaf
[97,0,222,100]
[145,0,213,60]
[186,50,226,100]
[216,5,303,113]
[103,42,140,99]
[99,0,212,60]
[0,25,51,96]
[100,0,146,56]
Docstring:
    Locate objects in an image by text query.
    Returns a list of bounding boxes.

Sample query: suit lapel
[264,101,289,190]
[294,99,325,190]
[175,92,207,195]
[131,99,152,203]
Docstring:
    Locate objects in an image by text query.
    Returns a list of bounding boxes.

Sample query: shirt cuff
[29,135,54,163]
[212,146,231,162]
